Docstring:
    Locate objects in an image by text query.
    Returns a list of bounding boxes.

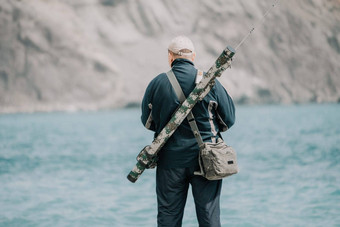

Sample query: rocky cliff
[1,0,340,113]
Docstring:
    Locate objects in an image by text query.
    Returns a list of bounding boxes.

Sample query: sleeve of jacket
[215,80,235,132]
[141,81,156,131]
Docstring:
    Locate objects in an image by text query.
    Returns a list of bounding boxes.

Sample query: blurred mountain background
[0,0,339,113]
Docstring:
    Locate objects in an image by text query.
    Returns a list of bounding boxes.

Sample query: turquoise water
[0,104,339,226]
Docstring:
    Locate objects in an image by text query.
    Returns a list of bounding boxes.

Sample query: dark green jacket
[141,58,235,168]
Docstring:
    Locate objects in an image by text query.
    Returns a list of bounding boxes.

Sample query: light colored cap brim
[168,36,195,55]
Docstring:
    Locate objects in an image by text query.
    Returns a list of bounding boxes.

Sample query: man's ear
[168,52,175,66]
[191,52,196,62]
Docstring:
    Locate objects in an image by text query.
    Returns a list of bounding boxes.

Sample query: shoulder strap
[166,70,204,147]
[166,70,186,101]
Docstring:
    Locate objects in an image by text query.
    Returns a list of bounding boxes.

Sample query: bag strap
[166,70,204,147]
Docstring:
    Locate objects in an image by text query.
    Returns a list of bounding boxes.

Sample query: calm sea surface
[0,104,339,227]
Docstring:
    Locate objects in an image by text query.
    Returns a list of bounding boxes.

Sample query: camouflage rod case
[127,46,235,183]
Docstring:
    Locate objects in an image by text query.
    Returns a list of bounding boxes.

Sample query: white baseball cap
[168,36,195,56]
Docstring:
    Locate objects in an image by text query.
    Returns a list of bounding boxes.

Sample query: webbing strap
[166,70,204,146]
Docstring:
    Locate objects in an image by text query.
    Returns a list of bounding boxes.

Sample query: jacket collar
[171,58,194,67]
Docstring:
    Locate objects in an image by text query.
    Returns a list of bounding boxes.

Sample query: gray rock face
[0,0,339,113]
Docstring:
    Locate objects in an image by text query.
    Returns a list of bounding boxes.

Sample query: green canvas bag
[195,138,238,180]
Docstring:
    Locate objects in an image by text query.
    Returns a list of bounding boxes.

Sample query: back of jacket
[141,58,235,168]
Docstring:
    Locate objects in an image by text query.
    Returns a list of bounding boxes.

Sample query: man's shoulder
[213,79,226,91]
[149,72,169,87]
[154,72,168,81]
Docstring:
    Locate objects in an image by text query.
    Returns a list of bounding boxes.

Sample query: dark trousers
[156,166,222,227]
